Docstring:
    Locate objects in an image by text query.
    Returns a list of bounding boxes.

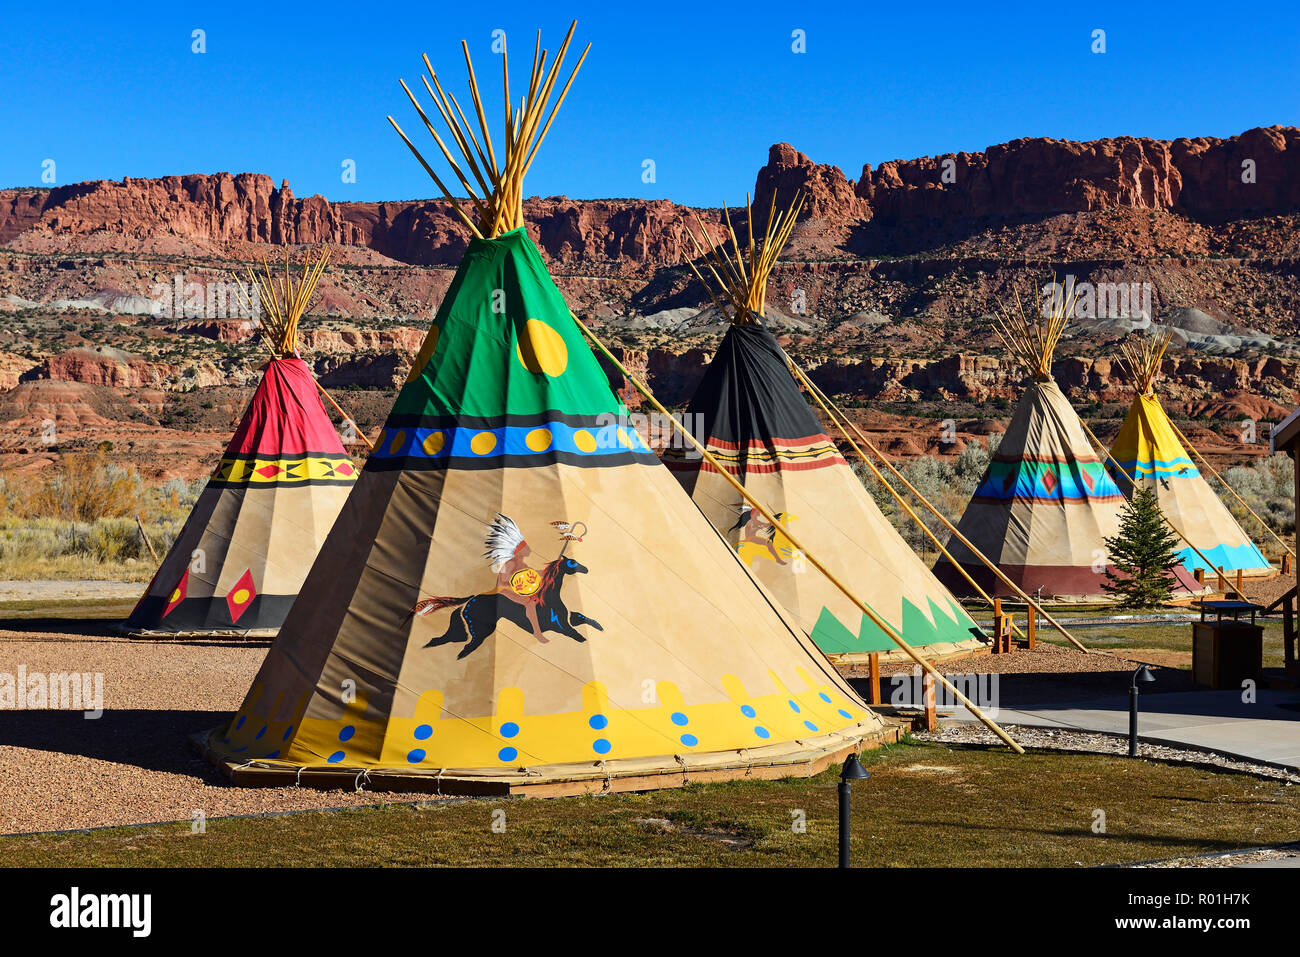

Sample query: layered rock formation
[4,127,1295,266]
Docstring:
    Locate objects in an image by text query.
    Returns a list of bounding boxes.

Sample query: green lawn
[5,740,1297,867]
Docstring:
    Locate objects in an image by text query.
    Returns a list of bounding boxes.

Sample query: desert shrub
[1221,453,1295,538]
[87,517,144,562]
[15,449,145,523]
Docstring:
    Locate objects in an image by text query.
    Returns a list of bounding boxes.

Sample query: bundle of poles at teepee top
[992,283,1073,382]
[685,191,805,325]
[388,22,589,240]
[237,247,373,451]
[1119,325,1174,398]
[242,248,331,359]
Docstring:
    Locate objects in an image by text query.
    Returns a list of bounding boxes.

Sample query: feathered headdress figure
[484,514,528,571]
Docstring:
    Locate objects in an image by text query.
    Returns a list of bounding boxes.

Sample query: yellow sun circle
[231,588,250,605]
[515,318,569,377]
[470,431,497,455]
[422,432,446,456]
[169,588,181,603]
[405,326,440,384]
[573,429,597,453]
[388,430,407,454]
[525,427,553,452]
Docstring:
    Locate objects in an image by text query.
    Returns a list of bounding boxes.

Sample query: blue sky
[3,1,1296,206]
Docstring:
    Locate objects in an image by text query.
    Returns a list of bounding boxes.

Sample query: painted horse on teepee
[415,515,603,658]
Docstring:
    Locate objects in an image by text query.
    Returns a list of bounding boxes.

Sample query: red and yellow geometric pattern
[226,569,257,624]
[211,454,357,487]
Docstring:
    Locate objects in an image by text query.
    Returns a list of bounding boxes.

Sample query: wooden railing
[1265,584,1298,674]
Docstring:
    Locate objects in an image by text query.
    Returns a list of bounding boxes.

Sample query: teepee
[200,24,890,794]
[1110,329,1272,577]
[126,251,357,636]
[933,287,1166,602]
[663,194,985,659]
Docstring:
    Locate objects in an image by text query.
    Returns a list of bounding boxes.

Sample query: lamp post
[1128,665,1156,757]
[838,753,870,868]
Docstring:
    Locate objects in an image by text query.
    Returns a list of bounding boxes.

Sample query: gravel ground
[1239,574,1295,609]
[0,627,439,835]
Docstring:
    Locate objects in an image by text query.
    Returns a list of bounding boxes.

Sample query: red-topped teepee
[126,252,357,636]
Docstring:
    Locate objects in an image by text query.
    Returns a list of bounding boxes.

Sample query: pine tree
[1102,486,1182,608]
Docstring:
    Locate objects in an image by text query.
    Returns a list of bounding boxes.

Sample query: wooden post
[867,652,881,706]
[1026,604,1037,650]
[1194,567,1204,586]
[1236,568,1244,594]
[135,514,159,563]
[921,668,937,732]
[1284,553,1293,576]
[992,598,1005,654]
[1283,593,1295,671]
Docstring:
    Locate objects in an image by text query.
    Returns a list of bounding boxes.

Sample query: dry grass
[4,740,1298,867]
[0,451,200,580]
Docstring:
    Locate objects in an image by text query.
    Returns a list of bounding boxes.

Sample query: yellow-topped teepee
[1109,328,1273,577]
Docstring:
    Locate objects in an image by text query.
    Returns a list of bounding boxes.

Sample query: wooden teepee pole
[1079,417,1227,587]
[1166,418,1294,559]
[571,309,1024,754]
[789,359,1091,653]
[786,356,1044,647]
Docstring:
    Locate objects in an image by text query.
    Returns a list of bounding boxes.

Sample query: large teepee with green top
[200,23,891,794]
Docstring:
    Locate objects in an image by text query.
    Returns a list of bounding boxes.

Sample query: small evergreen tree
[1102,487,1182,608]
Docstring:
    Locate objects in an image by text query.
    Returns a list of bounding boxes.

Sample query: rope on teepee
[783,354,1092,653]
[571,308,1024,755]
[1118,327,1292,559]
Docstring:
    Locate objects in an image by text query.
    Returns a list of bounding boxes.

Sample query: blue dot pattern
[593,738,612,754]
[498,747,518,762]
[740,705,756,718]
[680,734,698,747]
[327,751,345,763]
[500,722,519,738]
[671,712,688,726]
[414,724,433,740]
[408,749,426,764]
[338,725,355,742]
[589,714,608,730]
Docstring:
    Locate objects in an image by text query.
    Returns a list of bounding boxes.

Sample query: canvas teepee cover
[664,199,984,659]
[1110,332,1271,577]
[126,254,357,635]
[934,289,1151,601]
[201,27,888,793]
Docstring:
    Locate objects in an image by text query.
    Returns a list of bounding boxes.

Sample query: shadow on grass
[894,817,1265,854]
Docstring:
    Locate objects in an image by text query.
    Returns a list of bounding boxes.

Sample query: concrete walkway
[938,689,1300,770]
